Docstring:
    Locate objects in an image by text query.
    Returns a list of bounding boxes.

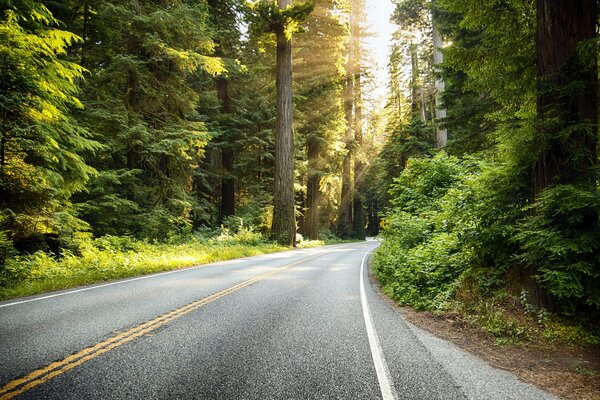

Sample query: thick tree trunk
[305,139,320,240]
[339,55,354,239]
[432,22,447,148]
[216,77,235,221]
[530,0,597,309]
[271,0,296,246]
[534,0,597,196]
[352,30,365,240]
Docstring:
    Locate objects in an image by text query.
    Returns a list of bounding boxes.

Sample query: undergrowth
[0,227,341,300]
[373,152,600,347]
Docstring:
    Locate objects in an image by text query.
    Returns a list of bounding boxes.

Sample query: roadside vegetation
[0,220,348,301]
[369,0,599,355]
[373,153,599,348]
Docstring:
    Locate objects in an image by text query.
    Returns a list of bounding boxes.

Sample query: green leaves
[0,2,97,244]
[248,0,314,39]
[514,185,600,314]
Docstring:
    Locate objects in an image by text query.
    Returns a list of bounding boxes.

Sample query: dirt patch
[367,266,600,400]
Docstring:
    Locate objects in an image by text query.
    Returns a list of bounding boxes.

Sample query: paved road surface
[0,241,557,399]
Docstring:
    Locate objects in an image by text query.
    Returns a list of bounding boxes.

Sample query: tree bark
[410,44,419,115]
[339,44,354,239]
[216,77,235,221]
[432,21,447,148]
[352,12,365,240]
[534,0,597,196]
[270,0,297,246]
[305,138,320,240]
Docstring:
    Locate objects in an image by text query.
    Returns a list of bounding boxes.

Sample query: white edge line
[0,242,360,309]
[360,245,397,400]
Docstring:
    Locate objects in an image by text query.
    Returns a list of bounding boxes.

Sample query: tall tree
[338,0,356,239]
[295,0,346,240]
[431,12,447,148]
[534,0,597,195]
[206,0,244,223]
[351,0,366,239]
[72,0,223,239]
[0,2,97,244]
[271,0,297,245]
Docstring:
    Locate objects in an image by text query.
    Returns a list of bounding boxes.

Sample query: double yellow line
[0,252,323,399]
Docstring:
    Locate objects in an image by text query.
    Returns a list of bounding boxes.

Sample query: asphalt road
[0,240,557,399]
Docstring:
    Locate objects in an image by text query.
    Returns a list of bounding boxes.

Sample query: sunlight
[364,0,396,100]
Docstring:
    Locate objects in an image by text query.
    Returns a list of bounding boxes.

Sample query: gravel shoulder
[368,263,600,400]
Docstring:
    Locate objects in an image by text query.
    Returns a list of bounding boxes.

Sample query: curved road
[0,241,556,399]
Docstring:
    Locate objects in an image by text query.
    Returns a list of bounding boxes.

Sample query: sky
[363,0,397,101]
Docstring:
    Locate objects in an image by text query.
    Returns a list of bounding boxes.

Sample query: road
[0,241,556,399]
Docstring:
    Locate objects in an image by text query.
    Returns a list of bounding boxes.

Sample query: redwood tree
[271,0,297,245]
[534,0,597,195]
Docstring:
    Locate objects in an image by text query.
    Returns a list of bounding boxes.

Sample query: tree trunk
[432,22,447,148]
[534,0,597,196]
[305,139,320,240]
[271,0,296,246]
[410,44,419,114]
[216,77,235,221]
[339,45,354,239]
[530,0,597,309]
[366,198,379,237]
[352,19,365,240]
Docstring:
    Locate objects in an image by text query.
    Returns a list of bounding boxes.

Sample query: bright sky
[363,0,396,102]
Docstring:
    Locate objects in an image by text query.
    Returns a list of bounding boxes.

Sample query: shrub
[514,184,600,316]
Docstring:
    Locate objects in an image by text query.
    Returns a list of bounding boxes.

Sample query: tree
[351,0,366,239]
[338,0,357,239]
[431,12,447,148]
[0,2,97,246]
[534,0,597,195]
[206,0,244,223]
[71,0,223,239]
[270,0,297,245]
[294,0,347,240]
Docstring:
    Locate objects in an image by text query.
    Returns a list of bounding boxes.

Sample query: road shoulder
[367,258,599,400]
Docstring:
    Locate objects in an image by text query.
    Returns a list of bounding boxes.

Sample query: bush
[375,152,475,310]
[514,184,600,316]
[375,149,600,333]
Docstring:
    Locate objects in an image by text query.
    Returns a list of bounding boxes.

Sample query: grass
[453,289,600,348]
[0,229,354,301]
[0,229,361,301]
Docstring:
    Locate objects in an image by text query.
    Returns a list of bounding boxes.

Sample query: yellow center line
[0,252,324,400]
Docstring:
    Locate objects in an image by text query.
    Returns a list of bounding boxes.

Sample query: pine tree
[0,2,97,246]
[71,0,223,239]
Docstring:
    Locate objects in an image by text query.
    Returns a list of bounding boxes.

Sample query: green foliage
[376,151,600,320]
[374,152,474,310]
[71,0,222,240]
[514,185,600,315]
[0,231,287,300]
[0,2,98,245]
[248,0,314,39]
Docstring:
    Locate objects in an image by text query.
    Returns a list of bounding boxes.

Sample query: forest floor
[369,270,600,400]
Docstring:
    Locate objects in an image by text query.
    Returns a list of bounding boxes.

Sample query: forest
[0,0,598,338]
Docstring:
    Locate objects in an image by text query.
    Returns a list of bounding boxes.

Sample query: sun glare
[364,0,396,100]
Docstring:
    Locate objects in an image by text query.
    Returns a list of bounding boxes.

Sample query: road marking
[360,246,397,400]
[0,252,323,400]
[0,249,326,309]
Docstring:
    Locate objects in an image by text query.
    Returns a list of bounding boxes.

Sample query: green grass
[0,228,363,301]
[0,232,293,300]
